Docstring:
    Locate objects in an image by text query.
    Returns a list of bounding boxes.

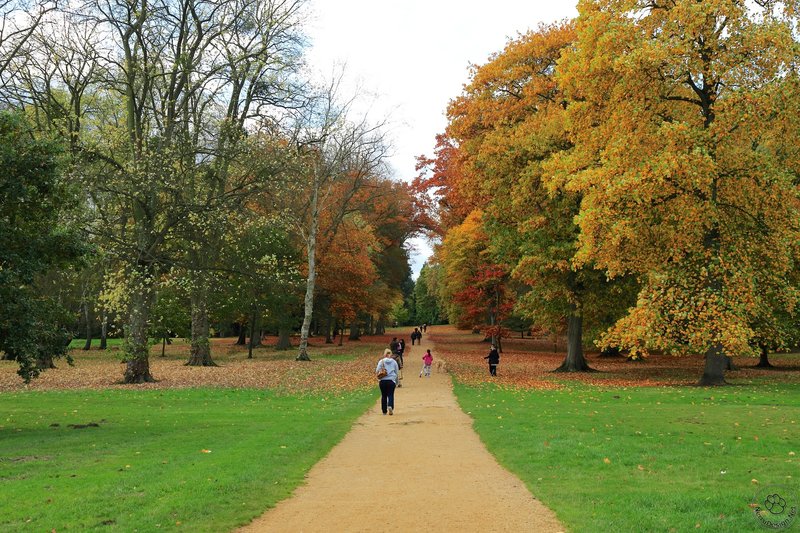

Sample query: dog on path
[435,358,447,373]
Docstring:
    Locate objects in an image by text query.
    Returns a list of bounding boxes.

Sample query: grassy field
[454,382,799,532]
[0,387,374,532]
[6,327,800,531]
[68,338,126,349]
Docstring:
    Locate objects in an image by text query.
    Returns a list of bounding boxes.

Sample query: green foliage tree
[0,111,86,381]
[414,263,442,325]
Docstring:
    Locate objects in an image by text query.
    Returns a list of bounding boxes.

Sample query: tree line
[414,0,800,385]
[0,0,425,383]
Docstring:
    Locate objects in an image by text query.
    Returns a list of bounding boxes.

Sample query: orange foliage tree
[436,22,636,370]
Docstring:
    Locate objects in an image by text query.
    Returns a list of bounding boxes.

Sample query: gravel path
[237,335,564,532]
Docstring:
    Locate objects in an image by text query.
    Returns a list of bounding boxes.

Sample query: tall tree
[414,263,442,325]
[550,0,800,384]
[282,81,390,361]
[0,0,54,92]
[11,0,308,381]
[439,22,635,370]
[0,111,86,381]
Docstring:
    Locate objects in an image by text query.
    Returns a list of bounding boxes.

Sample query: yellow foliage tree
[549,0,800,384]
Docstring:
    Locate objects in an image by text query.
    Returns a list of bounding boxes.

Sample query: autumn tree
[438,22,635,370]
[436,209,514,342]
[316,213,379,337]
[279,80,390,361]
[357,178,419,333]
[550,0,800,384]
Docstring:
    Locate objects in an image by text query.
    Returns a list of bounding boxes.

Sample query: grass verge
[0,387,373,532]
[68,338,126,349]
[454,382,799,532]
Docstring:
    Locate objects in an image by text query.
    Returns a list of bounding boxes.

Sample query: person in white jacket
[376,349,400,415]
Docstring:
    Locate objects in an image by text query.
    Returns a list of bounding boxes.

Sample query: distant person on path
[422,323,427,333]
[420,349,433,377]
[376,349,399,415]
[411,328,421,345]
[484,344,499,376]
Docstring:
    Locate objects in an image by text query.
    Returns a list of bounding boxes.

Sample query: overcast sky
[304,0,579,277]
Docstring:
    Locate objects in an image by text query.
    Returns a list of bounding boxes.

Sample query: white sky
[305,0,579,277]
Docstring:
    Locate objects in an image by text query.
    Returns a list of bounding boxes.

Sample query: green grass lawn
[0,387,374,532]
[68,338,126,349]
[455,382,799,532]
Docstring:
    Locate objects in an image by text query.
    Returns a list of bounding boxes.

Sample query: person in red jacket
[420,349,433,377]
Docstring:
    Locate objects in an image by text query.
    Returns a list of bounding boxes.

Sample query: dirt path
[237,335,564,532]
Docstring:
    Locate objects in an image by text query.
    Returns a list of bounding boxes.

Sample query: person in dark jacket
[484,345,499,376]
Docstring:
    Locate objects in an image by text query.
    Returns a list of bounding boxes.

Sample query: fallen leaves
[3,327,799,394]
[427,326,800,390]
[0,337,386,393]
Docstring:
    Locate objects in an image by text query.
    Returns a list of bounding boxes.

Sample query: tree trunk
[276,327,292,350]
[186,285,216,366]
[325,314,333,344]
[349,322,360,340]
[297,173,320,362]
[82,299,93,350]
[338,324,343,347]
[375,315,386,335]
[235,323,247,346]
[554,305,594,372]
[36,353,56,370]
[247,305,258,359]
[161,337,167,357]
[699,343,728,385]
[99,307,108,350]
[123,266,155,384]
[755,344,773,368]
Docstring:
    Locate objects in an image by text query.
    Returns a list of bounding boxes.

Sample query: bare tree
[0,0,55,96]
[282,78,390,361]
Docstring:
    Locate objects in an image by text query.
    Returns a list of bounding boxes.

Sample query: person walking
[420,349,433,377]
[376,349,400,415]
[397,338,406,367]
[484,344,499,376]
[411,328,420,345]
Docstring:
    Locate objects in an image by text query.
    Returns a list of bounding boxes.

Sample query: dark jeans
[379,379,396,413]
[489,364,497,376]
